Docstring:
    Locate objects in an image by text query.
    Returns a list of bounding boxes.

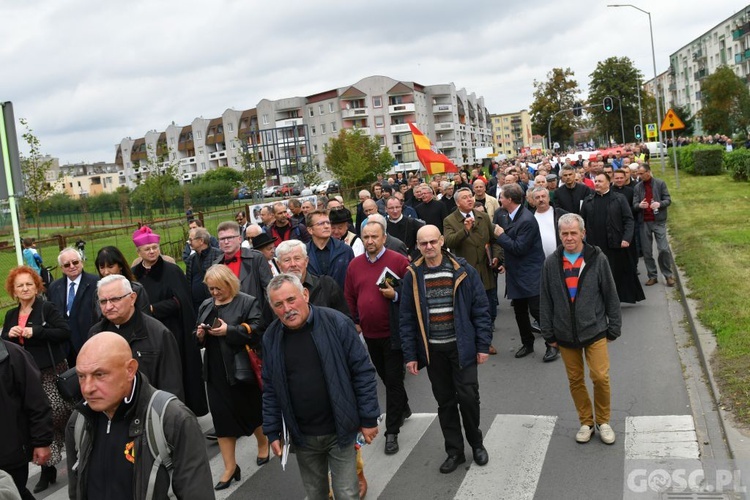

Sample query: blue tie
[67,282,76,315]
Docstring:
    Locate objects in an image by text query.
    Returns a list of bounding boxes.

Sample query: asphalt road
[33,261,738,499]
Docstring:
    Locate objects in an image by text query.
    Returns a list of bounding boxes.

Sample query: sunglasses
[63,260,81,268]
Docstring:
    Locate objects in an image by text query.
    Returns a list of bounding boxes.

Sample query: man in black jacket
[0,340,52,500]
[554,165,593,215]
[89,275,184,401]
[185,227,224,313]
[46,247,98,365]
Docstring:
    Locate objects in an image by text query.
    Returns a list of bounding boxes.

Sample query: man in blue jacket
[306,210,355,291]
[263,274,380,500]
[400,225,492,474]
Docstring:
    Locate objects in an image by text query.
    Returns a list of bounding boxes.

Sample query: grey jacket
[539,244,621,348]
[632,176,671,223]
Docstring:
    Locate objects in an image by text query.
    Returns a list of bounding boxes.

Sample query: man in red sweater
[345,214,411,455]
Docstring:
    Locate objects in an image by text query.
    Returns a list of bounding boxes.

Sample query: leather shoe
[543,345,559,362]
[472,446,489,466]
[514,345,534,358]
[439,454,466,474]
[384,434,399,455]
[33,465,56,493]
[488,345,497,355]
[531,320,541,333]
[399,407,412,428]
[645,278,658,286]
[214,465,241,490]
[666,277,676,287]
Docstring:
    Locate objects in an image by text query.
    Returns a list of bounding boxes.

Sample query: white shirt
[534,209,557,257]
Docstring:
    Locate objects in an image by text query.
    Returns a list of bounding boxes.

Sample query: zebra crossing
[34,413,729,500]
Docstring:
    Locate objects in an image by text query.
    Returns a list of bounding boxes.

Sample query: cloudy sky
[0,0,742,164]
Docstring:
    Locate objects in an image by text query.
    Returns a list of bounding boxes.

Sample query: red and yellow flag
[408,122,458,175]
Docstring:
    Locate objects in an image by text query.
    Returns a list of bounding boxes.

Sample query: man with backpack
[66,332,213,499]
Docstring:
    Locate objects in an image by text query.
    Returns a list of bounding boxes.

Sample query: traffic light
[634,124,642,141]
[573,102,582,117]
[603,96,614,113]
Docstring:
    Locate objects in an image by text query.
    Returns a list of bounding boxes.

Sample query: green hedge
[693,149,724,176]
[725,148,750,181]
[669,143,725,174]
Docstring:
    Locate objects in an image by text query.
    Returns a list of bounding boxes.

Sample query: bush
[724,148,750,181]
[693,149,724,176]
[670,143,724,174]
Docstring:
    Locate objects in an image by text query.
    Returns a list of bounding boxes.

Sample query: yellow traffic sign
[660,109,685,132]
[646,123,658,140]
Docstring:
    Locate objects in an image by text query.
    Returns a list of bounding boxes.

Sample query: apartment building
[490,110,532,156]
[115,75,492,188]
[58,162,121,198]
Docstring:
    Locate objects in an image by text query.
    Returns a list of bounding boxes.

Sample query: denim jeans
[295,433,358,500]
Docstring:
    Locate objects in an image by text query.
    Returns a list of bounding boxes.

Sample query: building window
[311,125,316,135]
[331,122,337,132]
[309,107,314,117]
[329,102,335,113]
[197,131,202,140]
[262,114,269,125]
[313,144,319,153]
[198,148,203,155]
[201,162,206,171]
[375,116,384,127]
[321,123,327,134]
[170,137,175,144]
[319,104,324,115]
[373,96,382,108]
[228,123,234,132]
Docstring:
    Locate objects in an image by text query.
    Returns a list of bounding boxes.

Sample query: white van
[645,142,667,158]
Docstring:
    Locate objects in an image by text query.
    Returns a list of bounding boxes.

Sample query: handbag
[46,341,82,403]
[247,347,263,390]
[234,346,255,384]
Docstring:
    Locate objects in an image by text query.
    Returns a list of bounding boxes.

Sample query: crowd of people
[0,143,674,499]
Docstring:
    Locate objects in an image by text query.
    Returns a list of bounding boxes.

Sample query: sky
[0,0,744,165]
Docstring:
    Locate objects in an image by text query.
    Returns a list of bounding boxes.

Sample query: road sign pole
[671,130,679,188]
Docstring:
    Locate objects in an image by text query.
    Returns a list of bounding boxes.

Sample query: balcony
[435,122,455,131]
[346,126,371,136]
[437,141,456,149]
[693,69,707,80]
[390,123,410,134]
[388,103,415,114]
[668,83,676,91]
[733,22,750,40]
[342,107,369,119]
[692,49,705,61]
[432,104,453,114]
[209,151,227,160]
[179,156,196,165]
[275,117,303,128]
[735,49,750,64]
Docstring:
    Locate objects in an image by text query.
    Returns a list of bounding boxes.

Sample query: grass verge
[663,168,750,426]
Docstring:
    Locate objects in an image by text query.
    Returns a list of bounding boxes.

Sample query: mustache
[283,310,299,321]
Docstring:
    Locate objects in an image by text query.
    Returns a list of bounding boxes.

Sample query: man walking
[263,274,380,500]
[539,214,621,444]
[400,225,491,473]
[633,164,675,287]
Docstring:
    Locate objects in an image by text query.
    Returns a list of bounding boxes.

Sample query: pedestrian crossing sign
[645,123,658,140]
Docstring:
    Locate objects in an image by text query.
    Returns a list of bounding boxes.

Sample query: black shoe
[257,445,270,466]
[530,320,541,333]
[214,465,241,490]
[33,465,56,493]
[399,407,413,428]
[514,345,534,358]
[472,446,489,466]
[439,454,466,474]
[543,345,560,363]
[385,434,399,455]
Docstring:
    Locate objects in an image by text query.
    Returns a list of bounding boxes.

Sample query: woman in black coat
[1,266,71,493]
[196,264,266,490]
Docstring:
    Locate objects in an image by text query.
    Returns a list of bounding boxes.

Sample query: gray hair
[266,273,305,302]
[275,239,308,260]
[531,186,549,196]
[363,213,387,234]
[558,213,585,234]
[191,227,211,245]
[97,274,133,295]
[57,247,81,266]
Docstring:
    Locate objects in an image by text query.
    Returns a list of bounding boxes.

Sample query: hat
[133,226,160,247]
[329,207,353,225]
[251,232,277,250]
[545,173,558,181]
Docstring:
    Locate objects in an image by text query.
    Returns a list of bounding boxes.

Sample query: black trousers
[426,346,482,456]
[3,463,35,500]
[512,295,540,348]
[365,337,409,435]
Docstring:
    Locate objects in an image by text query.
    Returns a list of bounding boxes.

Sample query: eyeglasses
[98,292,132,306]
[62,260,81,268]
[312,220,331,227]
[218,235,240,242]
[418,239,440,248]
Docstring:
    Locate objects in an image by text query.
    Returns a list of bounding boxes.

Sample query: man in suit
[47,247,98,366]
[444,187,502,354]
[493,183,559,362]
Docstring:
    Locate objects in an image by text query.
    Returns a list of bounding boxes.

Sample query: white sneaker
[575,425,593,443]
[597,423,616,445]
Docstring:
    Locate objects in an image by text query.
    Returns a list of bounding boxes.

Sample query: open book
[376,266,401,288]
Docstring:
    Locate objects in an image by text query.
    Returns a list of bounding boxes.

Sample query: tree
[298,159,322,188]
[529,68,582,150]
[197,166,244,185]
[698,65,750,135]
[19,118,60,238]
[588,57,645,144]
[673,103,696,137]
[131,144,180,216]
[324,129,393,195]
[237,141,267,197]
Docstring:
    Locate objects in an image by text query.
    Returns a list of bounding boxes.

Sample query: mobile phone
[212,318,221,329]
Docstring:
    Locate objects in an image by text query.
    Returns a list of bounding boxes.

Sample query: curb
[670,243,750,460]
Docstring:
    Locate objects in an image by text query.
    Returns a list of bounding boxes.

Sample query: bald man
[66,332,213,500]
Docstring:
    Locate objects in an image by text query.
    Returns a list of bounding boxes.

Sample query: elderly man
[386,197,424,261]
[400,225,491,474]
[494,183,558,362]
[46,247,98,365]
[67,332,213,499]
[633,164,675,287]
[263,274,380,500]
[416,185,449,234]
[0,339,52,499]
[345,217,411,455]
[532,187,568,258]
[440,181,456,212]
[185,227,224,313]
[252,232,280,276]
[355,189,371,236]
[288,198,306,226]
[472,179,500,220]
[330,207,364,257]
[306,210,355,290]
[89,274,184,401]
[444,187,502,350]
[540,214,621,445]
[267,202,311,247]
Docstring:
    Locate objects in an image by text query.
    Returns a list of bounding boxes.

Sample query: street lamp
[607,4,666,172]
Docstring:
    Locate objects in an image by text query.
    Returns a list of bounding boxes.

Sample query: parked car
[263,185,281,197]
[316,180,340,195]
[280,183,301,197]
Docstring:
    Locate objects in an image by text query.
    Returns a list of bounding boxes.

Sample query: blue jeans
[295,433,358,500]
